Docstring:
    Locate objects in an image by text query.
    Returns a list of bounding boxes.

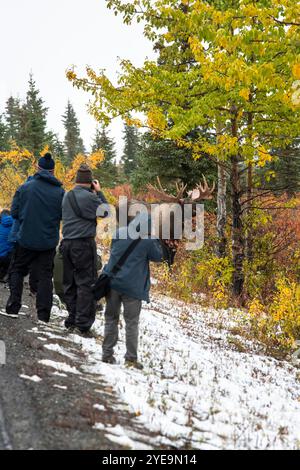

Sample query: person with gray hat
[61,164,109,334]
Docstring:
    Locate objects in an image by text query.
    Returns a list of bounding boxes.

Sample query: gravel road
[0,283,145,450]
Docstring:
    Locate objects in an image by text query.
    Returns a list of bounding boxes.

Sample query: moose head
[147,175,215,205]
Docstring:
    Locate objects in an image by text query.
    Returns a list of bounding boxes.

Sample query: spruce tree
[121,124,140,180]
[131,132,216,194]
[92,126,118,188]
[22,74,48,154]
[0,115,9,151]
[46,131,65,160]
[62,101,85,164]
[270,140,300,198]
[256,137,300,198]
[5,96,22,144]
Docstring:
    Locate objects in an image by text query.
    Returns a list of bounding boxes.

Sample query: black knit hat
[75,164,93,184]
[38,152,55,171]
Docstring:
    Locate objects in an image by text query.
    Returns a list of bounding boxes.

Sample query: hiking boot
[64,318,75,331]
[102,356,117,365]
[125,360,144,370]
[65,324,75,332]
[0,274,9,284]
[73,328,98,339]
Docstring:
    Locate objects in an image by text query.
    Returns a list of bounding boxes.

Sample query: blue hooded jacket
[11,171,64,251]
[0,215,14,258]
[103,214,167,302]
[9,176,34,245]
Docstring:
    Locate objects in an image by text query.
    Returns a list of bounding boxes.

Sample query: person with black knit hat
[37,152,55,172]
[3,152,64,322]
[61,164,109,334]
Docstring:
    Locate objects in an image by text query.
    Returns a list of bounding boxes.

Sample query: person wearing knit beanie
[75,164,93,185]
[38,152,55,172]
[62,163,109,334]
[4,151,64,322]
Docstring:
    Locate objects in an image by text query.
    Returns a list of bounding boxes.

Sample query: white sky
[0,0,154,157]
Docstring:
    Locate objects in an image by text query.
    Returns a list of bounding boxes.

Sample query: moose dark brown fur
[117,176,215,241]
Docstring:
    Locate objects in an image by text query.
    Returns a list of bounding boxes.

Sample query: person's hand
[164,239,180,249]
[92,179,101,192]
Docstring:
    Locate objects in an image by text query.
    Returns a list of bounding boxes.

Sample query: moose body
[117,176,215,243]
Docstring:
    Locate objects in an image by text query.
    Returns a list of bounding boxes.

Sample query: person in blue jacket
[102,212,176,369]
[8,176,34,246]
[8,176,39,295]
[4,153,64,322]
[0,210,13,281]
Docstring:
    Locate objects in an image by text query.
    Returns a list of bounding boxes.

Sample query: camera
[91,180,99,190]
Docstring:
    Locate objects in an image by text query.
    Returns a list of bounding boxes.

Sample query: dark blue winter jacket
[103,214,167,302]
[11,171,64,251]
[8,176,34,245]
[0,215,13,258]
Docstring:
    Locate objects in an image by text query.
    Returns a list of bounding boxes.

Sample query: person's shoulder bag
[92,238,141,301]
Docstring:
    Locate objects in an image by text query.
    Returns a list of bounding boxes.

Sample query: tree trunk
[216,120,227,257]
[216,162,227,257]
[231,117,245,297]
[245,162,253,261]
[245,106,254,261]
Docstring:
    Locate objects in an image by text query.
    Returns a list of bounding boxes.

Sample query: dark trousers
[5,246,38,292]
[0,253,12,280]
[62,238,97,332]
[6,245,56,322]
[28,259,39,294]
[102,289,142,361]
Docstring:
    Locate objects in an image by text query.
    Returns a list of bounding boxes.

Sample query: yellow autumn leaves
[292,64,300,80]
[0,146,105,206]
[239,88,251,101]
[57,151,105,191]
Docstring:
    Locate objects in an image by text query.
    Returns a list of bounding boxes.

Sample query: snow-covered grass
[33,295,300,450]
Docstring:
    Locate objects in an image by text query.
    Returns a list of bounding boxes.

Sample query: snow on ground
[38,359,81,375]
[32,296,300,450]
[19,374,42,383]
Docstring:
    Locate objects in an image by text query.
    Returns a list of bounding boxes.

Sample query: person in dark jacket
[102,213,175,369]
[0,211,13,281]
[62,164,109,334]
[7,176,33,246]
[4,153,64,321]
[8,176,39,295]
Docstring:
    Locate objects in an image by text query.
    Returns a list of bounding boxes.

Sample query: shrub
[153,246,234,308]
[248,278,300,350]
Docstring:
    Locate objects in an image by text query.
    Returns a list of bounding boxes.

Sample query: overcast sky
[0,0,154,157]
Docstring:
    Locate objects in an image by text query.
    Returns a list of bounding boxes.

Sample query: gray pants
[102,289,142,361]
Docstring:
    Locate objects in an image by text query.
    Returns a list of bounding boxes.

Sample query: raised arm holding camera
[61,164,109,334]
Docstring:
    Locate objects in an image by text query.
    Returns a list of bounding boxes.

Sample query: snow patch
[20,374,42,383]
[93,404,106,411]
[43,343,78,360]
[76,295,300,450]
[53,384,68,390]
[38,360,80,375]
[52,371,68,378]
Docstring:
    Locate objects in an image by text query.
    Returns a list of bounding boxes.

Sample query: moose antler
[147,177,187,202]
[188,175,215,201]
[147,175,215,203]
